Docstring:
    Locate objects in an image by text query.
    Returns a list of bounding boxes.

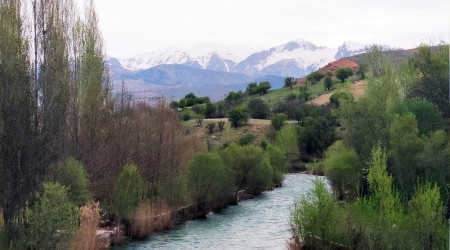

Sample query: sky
[87,0,450,57]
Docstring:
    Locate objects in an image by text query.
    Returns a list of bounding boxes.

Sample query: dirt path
[310,81,366,105]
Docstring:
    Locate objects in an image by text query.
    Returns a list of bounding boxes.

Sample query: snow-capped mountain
[118,43,260,72]
[116,39,370,78]
[109,39,401,100]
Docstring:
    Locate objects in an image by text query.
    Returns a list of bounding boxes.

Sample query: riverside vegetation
[290,44,449,249]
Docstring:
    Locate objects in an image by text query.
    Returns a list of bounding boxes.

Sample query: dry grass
[70,202,100,250]
[128,201,172,239]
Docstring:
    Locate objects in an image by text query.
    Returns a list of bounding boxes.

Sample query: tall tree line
[0,0,109,242]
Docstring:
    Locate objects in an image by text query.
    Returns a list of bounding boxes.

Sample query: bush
[188,153,234,211]
[271,113,288,131]
[276,126,298,162]
[248,98,269,119]
[48,157,91,207]
[228,107,248,128]
[323,141,362,200]
[238,133,255,146]
[218,120,225,131]
[207,123,215,134]
[290,180,349,248]
[111,164,144,221]
[28,182,78,249]
[266,143,287,186]
[329,91,354,107]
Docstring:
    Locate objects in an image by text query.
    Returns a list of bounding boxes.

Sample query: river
[117,174,324,250]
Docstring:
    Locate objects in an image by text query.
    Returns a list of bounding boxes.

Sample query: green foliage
[192,103,206,115]
[179,108,195,121]
[246,82,259,95]
[228,107,248,128]
[248,98,269,119]
[176,93,211,108]
[408,44,449,118]
[335,67,353,82]
[329,90,354,108]
[323,76,333,90]
[356,63,368,79]
[219,143,272,194]
[48,157,91,207]
[218,120,225,131]
[298,85,310,101]
[27,182,78,249]
[225,91,245,104]
[271,113,288,131]
[275,126,297,162]
[111,164,144,220]
[297,114,336,159]
[266,143,287,186]
[323,141,361,200]
[238,133,255,146]
[195,114,204,127]
[207,123,215,134]
[156,173,189,207]
[205,102,217,118]
[406,183,447,250]
[284,77,295,89]
[188,153,234,210]
[257,81,272,95]
[290,180,349,248]
[393,97,446,135]
[307,71,325,84]
[388,113,424,199]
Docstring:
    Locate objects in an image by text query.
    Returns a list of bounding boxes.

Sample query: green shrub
[271,113,288,131]
[27,182,78,249]
[218,121,225,131]
[228,107,248,128]
[111,164,144,221]
[238,133,255,146]
[323,141,361,200]
[207,123,215,134]
[188,153,234,211]
[48,157,91,207]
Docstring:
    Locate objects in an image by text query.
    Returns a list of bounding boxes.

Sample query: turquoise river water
[117,174,324,250]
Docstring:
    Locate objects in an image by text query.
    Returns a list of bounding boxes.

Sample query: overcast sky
[89,0,450,57]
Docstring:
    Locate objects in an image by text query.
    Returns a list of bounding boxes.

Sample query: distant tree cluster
[246,81,272,95]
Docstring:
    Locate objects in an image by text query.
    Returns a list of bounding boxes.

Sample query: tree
[204,102,217,118]
[266,143,287,186]
[335,68,353,82]
[276,126,298,162]
[407,44,449,118]
[271,113,288,131]
[188,153,234,212]
[111,164,144,222]
[284,77,295,89]
[307,71,325,84]
[393,98,446,135]
[323,141,362,200]
[297,115,336,158]
[323,76,333,91]
[27,182,78,249]
[48,157,92,207]
[298,85,310,101]
[257,81,271,95]
[248,98,269,119]
[246,82,259,95]
[356,63,368,79]
[228,107,248,128]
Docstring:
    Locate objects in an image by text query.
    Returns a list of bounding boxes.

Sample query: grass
[70,202,100,250]
[129,201,172,239]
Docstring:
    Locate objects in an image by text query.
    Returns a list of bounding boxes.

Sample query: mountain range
[108,39,398,101]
